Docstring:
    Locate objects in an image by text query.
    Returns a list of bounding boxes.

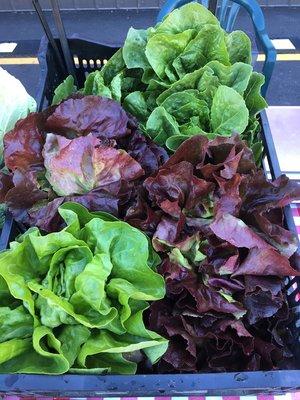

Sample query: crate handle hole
[73,54,79,68]
[96,59,101,68]
[89,59,95,68]
[103,59,108,65]
[82,59,88,68]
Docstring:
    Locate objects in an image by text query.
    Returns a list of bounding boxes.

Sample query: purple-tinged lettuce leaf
[242,171,300,213]
[4,166,49,224]
[118,131,169,176]
[27,186,122,232]
[153,215,186,251]
[244,288,285,324]
[253,212,298,258]
[163,134,209,168]
[43,133,144,196]
[45,96,130,139]
[125,189,162,235]
[214,174,244,216]
[145,160,214,218]
[210,213,272,250]
[0,171,13,202]
[4,113,45,171]
[232,247,300,277]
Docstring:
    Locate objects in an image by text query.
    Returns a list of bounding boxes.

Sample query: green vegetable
[53,2,267,157]
[211,85,249,135]
[244,72,268,116]
[52,76,77,105]
[123,28,150,70]
[153,2,219,34]
[0,202,167,374]
[225,30,252,65]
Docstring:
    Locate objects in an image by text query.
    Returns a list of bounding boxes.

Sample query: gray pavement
[0,7,300,105]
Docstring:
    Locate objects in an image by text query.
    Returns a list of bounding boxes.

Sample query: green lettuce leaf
[123,91,149,122]
[146,106,181,145]
[0,203,167,374]
[50,2,268,159]
[244,72,268,116]
[154,2,219,34]
[210,85,249,135]
[123,28,150,70]
[172,24,229,77]
[145,29,195,81]
[100,48,125,85]
[205,60,252,94]
[226,30,252,64]
[52,75,77,105]
[83,71,112,98]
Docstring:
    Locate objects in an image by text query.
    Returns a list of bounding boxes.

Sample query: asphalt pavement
[0,7,300,105]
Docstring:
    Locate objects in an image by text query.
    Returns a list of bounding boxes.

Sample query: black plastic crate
[0,37,300,397]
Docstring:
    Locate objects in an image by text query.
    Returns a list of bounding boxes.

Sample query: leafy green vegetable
[100,48,125,85]
[52,76,77,105]
[146,106,181,144]
[0,202,167,374]
[43,133,144,196]
[123,28,150,70]
[172,24,230,77]
[53,2,267,156]
[145,29,195,81]
[211,85,249,135]
[226,30,252,65]
[154,2,219,34]
[244,72,268,116]
[82,72,112,98]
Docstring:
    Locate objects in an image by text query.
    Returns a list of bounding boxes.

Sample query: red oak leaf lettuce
[135,134,300,373]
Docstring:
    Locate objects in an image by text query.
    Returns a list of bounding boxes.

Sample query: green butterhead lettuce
[0,202,167,374]
[53,2,267,156]
[210,85,249,135]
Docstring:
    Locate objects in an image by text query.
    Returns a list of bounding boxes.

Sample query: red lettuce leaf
[210,213,272,250]
[232,247,300,276]
[4,166,49,225]
[242,172,300,213]
[1,96,167,232]
[164,134,209,168]
[125,189,162,235]
[0,172,13,202]
[142,134,299,373]
[118,131,169,176]
[252,211,298,258]
[244,288,285,324]
[45,95,130,139]
[28,186,122,232]
[4,113,45,171]
[43,133,144,196]
[214,174,244,216]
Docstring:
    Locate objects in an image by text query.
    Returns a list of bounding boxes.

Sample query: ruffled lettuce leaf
[0,203,167,374]
[124,135,300,373]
